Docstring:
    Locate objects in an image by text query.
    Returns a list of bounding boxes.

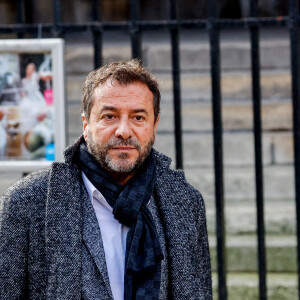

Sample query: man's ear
[82,114,89,141]
[153,115,160,141]
[154,115,160,134]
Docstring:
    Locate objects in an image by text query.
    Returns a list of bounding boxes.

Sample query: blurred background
[0,0,298,299]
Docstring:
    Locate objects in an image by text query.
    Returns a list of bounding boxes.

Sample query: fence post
[130,0,142,59]
[208,1,227,299]
[16,0,24,38]
[170,0,183,169]
[289,0,300,299]
[52,0,61,37]
[250,1,267,299]
[92,0,103,69]
[24,0,34,24]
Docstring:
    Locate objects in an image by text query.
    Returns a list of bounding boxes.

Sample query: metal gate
[1,0,300,299]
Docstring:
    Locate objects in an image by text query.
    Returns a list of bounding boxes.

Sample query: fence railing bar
[130,0,142,59]
[250,0,267,299]
[140,17,289,28]
[0,25,51,34]
[0,16,298,35]
[208,0,227,299]
[92,0,102,69]
[170,0,183,169]
[289,0,300,298]
[214,17,288,28]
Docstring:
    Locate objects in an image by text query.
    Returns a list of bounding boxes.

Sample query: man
[0,60,212,299]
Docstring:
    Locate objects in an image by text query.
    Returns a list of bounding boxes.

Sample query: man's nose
[115,118,132,139]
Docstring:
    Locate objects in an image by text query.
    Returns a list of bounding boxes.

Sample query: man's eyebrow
[99,107,149,115]
[132,109,148,115]
[100,106,117,113]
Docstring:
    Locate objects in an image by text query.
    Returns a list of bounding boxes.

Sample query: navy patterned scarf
[77,142,164,300]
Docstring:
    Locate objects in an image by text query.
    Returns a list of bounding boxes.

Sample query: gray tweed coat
[0,137,212,300]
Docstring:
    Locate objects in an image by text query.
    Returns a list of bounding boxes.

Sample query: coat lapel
[81,181,113,297]
[45,163,82,299]
[147,195,169,299]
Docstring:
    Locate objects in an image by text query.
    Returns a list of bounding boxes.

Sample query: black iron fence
[1,0,300,299]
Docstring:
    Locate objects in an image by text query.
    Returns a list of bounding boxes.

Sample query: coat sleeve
[171,177,213,299]
[155,167,213,299]
[0,189,29,299]
[194,192,213,299]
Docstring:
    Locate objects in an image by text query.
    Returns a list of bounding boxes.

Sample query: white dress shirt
[82,172,130,300]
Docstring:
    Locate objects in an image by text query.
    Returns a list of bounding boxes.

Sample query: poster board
[0,39,65,172]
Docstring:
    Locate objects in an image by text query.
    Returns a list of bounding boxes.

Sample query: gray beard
[86,132,155,175]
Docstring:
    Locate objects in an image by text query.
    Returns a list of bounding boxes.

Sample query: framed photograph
[0,39,65,171]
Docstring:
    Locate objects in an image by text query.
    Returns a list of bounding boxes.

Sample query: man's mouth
[110,146,137,151]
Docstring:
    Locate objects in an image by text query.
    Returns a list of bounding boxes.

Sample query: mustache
[105,138,141,150]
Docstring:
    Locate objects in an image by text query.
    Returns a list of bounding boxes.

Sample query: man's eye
[104,114,114,120]
[134,115,144,121]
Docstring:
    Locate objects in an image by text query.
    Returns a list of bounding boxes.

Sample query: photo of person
[0,52,55,161]
[21,62,46,105]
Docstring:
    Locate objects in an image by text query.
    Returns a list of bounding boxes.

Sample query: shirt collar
[81,171,112,211]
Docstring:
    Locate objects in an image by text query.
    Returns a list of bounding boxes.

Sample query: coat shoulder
[4,167,51,196]
[154,149,203,198]
[154,150,205,214]
[1,167,52,216]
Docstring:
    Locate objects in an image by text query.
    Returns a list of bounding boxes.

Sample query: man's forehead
[93,80,153,101]
[95,79,147,90]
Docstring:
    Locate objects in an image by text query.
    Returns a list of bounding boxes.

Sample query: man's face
[82,80,159,181]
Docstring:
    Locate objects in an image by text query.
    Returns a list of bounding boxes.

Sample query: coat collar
[81,179,113,297]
